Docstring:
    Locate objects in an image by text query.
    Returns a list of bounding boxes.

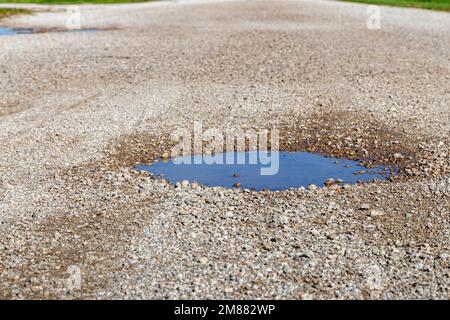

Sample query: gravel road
[0,0,448,299]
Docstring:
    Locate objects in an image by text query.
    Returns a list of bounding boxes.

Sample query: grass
[340,0,450,11]
[0,8,31,19]
[0,0,149,19]
[0,0,148,3]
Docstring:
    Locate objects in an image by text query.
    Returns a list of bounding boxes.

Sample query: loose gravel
[0,0,448,299]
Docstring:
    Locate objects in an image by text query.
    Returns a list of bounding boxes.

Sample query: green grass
[340,0,450,11]
[0,8,31,19]
[0,0,147,3]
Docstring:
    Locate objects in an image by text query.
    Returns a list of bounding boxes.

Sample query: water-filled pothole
[0,27,33,35]
[136,151,394,191]
[0,27,99,36]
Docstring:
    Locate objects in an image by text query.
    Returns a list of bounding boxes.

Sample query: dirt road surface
[0,0,448,299]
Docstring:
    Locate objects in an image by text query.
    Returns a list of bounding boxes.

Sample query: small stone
[298,292,314,300]
[327,233,337,240]
[393,153,404,159]
[161,152,170,159]
[370,209,385,217]
[199,257,209,265]
[307,184,318,191]
[224,287,234,293]
[359,203,370,210]
[191,182,200,189]
[277,214,289,225]
[181,180,189,187]
[438,253,449,260]
[414,263,424,270]
[324,178,335,187]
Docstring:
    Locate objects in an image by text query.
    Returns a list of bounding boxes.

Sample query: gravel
[0,0,448,299]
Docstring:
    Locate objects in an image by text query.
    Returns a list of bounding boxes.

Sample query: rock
[324,178,335,187]
[370,209,385,217]
[181,180,189,187]
[298,292,314,300]
[224,287,234,293]
[199,257,209,265]
[277,214,289,225]
[161,152,170,159]
[359,203,370,210]
[307,184,318,191]
[327,232,337,240]
[191,182,200,189]
[438,253,449,260]
[393,153,404,159]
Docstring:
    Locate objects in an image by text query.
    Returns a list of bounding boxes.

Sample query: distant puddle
[136,151,394,191]
[0,27,33,35]
[0,27,99,36]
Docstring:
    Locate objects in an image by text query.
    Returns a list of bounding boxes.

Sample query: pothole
[135,151,395,191]
[0,27,100,36]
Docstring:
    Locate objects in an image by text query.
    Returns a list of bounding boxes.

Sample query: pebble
[370,209,386,217]
[161,152,170,159]
[359,203,371,210]
[324,178,335,187]
[181,180,190,187]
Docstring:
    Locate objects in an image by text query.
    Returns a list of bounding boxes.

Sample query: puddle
[0,27,99,36]
[0,27,33,35]
[136,151,394,191]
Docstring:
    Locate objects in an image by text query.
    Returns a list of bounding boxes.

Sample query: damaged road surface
[0,0,448,299]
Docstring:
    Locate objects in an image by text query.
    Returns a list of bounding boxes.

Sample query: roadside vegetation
[0,0,147,3]
[340,0,450,11]
[0,0,148,19]
[0,8,31,19]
